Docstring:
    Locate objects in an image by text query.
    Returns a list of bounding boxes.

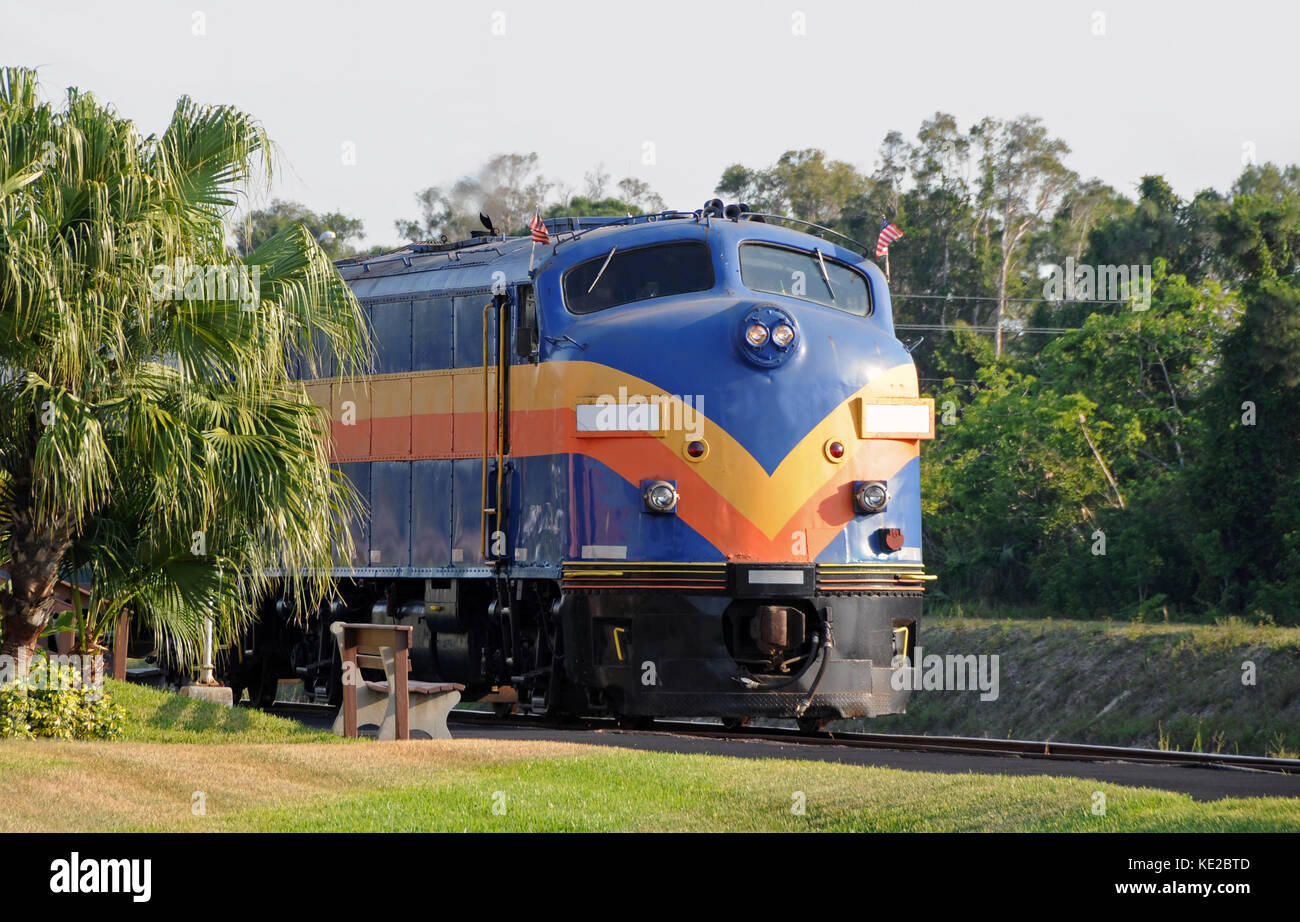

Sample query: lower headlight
[643,480,679,514]
[854,481,888,515]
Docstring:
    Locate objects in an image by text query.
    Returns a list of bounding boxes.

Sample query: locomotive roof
[336,213,877,302]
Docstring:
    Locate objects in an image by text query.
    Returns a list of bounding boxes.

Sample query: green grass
[109,680,338,744]
[132,750,1300,833]
[3,677,1296,832]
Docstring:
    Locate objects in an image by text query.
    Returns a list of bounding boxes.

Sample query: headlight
[854,481,888,515]
[738,307,797,368]
[642,480,679,514]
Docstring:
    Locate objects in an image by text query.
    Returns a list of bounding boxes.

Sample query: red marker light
[686,440,706,459]
[827,441,845,459]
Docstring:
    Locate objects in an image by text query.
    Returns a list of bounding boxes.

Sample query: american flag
[875,218,903,258]
[529,213,549,244]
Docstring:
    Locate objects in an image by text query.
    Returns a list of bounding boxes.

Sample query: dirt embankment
[841,618,1300,757]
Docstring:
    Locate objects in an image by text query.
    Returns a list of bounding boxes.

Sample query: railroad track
[447,708,1300,775]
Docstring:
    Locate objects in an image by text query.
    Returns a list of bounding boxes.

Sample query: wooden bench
[330,622,465,740]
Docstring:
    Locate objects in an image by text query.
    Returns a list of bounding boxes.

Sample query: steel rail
[446,709,1300,775]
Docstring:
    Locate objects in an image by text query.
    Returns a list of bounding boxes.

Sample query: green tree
[616,177,666,213]
[971,116,1078,356]
[1190,164,1300,613]
[545,195,643,219]
[235,199,366,259]
[0,67,369,675]
[715,149,867,226]
[1082,175,1227,294]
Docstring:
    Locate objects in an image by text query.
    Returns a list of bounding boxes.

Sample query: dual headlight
[739,307,798,367]
[744,321,796,348]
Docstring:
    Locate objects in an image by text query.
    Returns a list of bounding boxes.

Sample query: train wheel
[720,717,750,731]
[525,609,565,717]
[492,703,515,717]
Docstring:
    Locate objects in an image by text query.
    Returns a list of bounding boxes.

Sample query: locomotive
[225,203,934,730]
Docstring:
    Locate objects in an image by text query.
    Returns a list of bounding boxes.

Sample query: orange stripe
[327,406,917,561]
[315,359,925,561]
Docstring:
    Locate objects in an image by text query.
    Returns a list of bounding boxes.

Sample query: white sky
[3,0,1297,247]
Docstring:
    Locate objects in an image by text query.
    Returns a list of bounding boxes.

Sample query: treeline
[243,114,1300,622]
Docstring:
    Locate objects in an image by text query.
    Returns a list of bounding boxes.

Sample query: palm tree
[0,67,370,678]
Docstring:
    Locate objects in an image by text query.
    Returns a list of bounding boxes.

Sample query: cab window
[739,243,872,316]
[563,241,714,314]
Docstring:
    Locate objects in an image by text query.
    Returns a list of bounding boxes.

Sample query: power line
[897,323,1085,335]
[892,292,1135,305]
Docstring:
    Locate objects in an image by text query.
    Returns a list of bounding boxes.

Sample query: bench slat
[365,680,465,695]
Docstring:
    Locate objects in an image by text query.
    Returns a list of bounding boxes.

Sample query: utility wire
[896,323,1092,335]
[892,292,1135,304]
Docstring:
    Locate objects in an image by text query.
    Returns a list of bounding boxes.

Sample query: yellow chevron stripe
[509,360,923,539]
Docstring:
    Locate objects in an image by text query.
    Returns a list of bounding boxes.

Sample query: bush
[0,660,126,740]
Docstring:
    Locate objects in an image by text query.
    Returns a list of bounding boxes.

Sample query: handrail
[547,210,699,255]
[480,299,509,561]
[481,303,495,560]
[738,212,875,260]
[495,297,507,556]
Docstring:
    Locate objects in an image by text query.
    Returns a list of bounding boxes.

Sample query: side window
[413,298,453,370]
[369,300,412,374]
[515,285,538,358]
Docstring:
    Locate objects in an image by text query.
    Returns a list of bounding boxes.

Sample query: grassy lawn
[0,681,1293,832]
[109,680,338,744]
[1,737,1296,832]
[1,672,1296,832]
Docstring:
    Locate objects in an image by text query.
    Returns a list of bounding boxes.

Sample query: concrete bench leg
[412,690,461,739]
[332,686,390,737]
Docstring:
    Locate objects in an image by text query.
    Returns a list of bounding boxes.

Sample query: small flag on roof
[875,218,903,258]
[529,213,549,244]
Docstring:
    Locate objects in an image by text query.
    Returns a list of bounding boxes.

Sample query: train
[222,201,935,731]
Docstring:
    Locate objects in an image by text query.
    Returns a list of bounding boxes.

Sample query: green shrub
[0,660,126,740]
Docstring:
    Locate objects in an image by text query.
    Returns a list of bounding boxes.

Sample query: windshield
[563,241,714,314]
[739,243,872,316]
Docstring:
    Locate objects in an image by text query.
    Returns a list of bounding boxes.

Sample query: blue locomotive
[229,203,934,729]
